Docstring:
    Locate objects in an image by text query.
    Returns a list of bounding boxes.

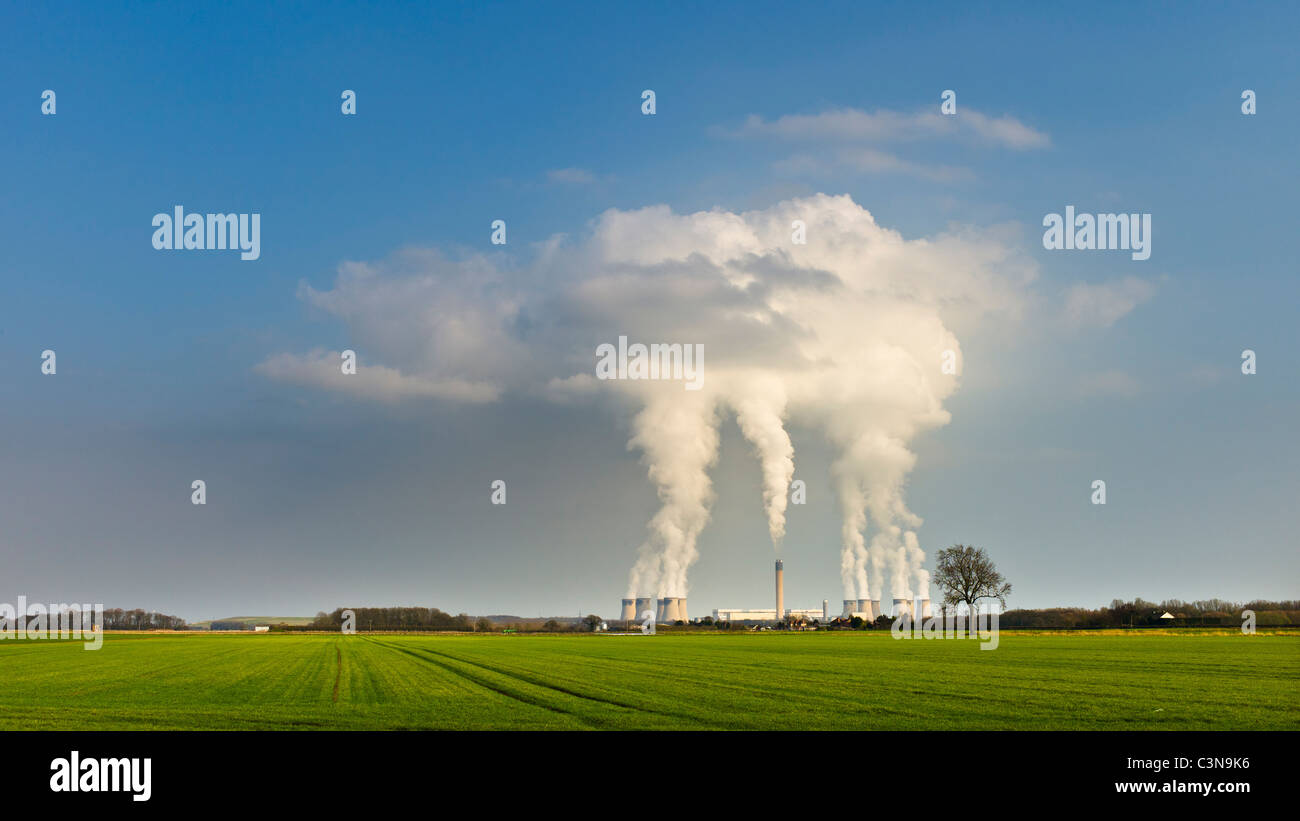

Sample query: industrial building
[711,607,826,622]
[621,557,933,626]
[711,561,824,622]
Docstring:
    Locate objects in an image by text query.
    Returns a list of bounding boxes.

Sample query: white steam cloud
[731,376,795,548]
[259,194,1035,603]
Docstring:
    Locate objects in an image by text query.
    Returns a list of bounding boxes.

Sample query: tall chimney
[822,600,829,620]
[634,597,653,622]
[774,560,784,622]
[620,598,636,621]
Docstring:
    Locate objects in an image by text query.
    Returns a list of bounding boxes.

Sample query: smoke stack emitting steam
[775,560,784,621]
[653,597,687,623]
[600,195,1009,611]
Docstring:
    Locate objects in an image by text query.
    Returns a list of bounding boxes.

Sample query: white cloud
[263,196,1039,403]
[258,248,532,402]
[718,106,1050,150]
[1062,276,1157,329]
[775,148,975,182]
[546,167,599,184]
[959,109,1052,150]
[254,350,500,403]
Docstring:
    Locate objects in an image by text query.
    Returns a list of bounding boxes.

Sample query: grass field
[1,631,1295,730]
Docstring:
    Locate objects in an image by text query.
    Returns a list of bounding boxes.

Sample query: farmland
[0,631,1295,730]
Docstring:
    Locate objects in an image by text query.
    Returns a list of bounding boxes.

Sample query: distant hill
[189,616,314,630]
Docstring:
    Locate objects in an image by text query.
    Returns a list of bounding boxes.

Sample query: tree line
[7,608,188,630]
[309,607,476,631]
[100,609,187,630]
[999,598,1300,629]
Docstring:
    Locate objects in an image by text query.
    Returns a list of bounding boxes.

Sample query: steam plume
[261,195,1035,605]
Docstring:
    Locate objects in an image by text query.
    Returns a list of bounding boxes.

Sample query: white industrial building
[712,607,826,622]
[711,562,831,623]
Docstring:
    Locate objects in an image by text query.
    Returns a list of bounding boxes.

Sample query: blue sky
[1,1,1296,621]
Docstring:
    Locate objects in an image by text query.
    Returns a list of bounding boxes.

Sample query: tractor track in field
[332,645,341,703]
[361,637,590,725]
[364,636,712,728]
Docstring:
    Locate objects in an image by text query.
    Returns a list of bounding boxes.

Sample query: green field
[1,631,1295,730]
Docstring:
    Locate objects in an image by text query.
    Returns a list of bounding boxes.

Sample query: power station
[622,558,928,625]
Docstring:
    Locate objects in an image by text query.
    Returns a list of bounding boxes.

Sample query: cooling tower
[871,599,881,619]
[857,598,872,619]
[893,598,912,619]
[655,597,668,622]
[676,598,688,623]
[635,597,654,622]
[620,598,636,621]
[775,560,784,621]
[842,599,856,617]
[920,598,932,619]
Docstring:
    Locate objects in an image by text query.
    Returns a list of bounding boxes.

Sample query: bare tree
[933,545,1012,623]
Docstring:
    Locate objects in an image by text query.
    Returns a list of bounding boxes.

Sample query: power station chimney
[822,600,829,620]
[620,598,636,621]
[774,560,784,622]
